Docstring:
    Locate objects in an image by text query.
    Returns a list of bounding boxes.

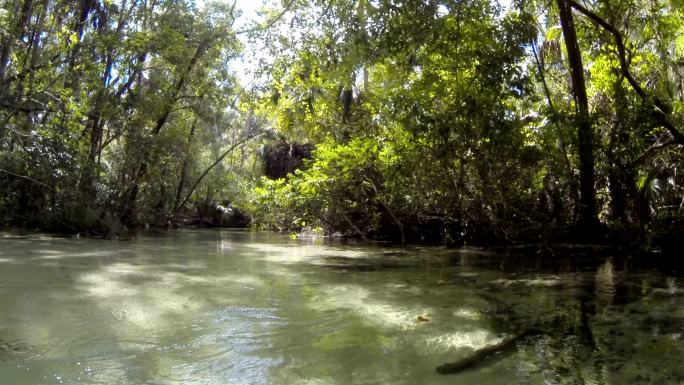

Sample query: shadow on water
[320,255,418,272]
[446,252,684,384]
[0,230,683,384]
[304,245,684,383]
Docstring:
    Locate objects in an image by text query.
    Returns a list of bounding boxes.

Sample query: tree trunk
[556,0,597,237]
[66,0,96,83]
[173,118,198,213]
[120,40,210,229]
[152,41,208,135]
[0,0,34,85]
[531,40,580,208]
[607,81,631,224]
[82,1,130,204]
[26,0,49,94]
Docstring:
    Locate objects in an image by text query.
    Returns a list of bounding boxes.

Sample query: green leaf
[545,26,562,42]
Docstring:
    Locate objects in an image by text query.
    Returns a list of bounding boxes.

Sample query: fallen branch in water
[436,329,542,375]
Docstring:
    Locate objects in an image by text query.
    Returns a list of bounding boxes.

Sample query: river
[0,229,682,384]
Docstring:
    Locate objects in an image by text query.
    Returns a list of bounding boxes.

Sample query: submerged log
[436,329,542,375]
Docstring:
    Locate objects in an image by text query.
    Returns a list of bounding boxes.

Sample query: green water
[0,230,682,385]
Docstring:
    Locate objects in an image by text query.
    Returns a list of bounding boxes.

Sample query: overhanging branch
[0,169,55,191]
[236,0,296,35]
[569,0,684,144]
[173,131,264,214]
[631,137,677,165]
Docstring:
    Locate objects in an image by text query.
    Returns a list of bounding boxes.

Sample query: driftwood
[436,329,542,375]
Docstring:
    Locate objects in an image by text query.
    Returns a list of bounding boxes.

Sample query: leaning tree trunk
[556,0,597,238]
[173,118,198,214]
[120,40,209,229]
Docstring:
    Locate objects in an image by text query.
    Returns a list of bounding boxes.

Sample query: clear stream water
[0,229,682,385]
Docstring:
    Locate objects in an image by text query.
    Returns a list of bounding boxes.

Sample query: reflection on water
[0,230,683,384]
[595,258,615,310]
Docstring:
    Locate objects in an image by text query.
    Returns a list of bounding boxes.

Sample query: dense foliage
[247,0,684,248]
[1,0,683,248]
[0,0,259,235]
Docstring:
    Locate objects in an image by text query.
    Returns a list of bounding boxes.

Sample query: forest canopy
[1,0,683,250]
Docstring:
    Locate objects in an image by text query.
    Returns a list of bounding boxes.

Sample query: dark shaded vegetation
[261,141,313,180]
[194,198,250,228]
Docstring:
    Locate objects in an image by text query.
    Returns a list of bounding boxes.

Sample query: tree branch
[0,169,55,191]
[0,74,63,128]
[531,40,577,193]
[631,137,677,166]
[235,0,297,35]
[340,210,368,241]
[569,0,684,144]
[173,132,264,214]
